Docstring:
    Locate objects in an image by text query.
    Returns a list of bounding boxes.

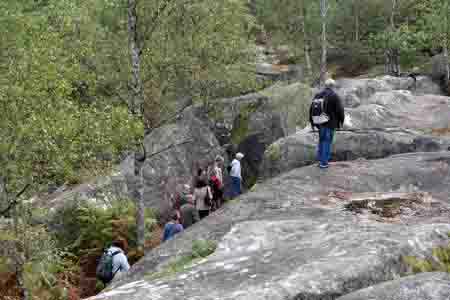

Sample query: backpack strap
[110,250,123,277]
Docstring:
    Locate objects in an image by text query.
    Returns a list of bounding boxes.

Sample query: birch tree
[319,0,330,86]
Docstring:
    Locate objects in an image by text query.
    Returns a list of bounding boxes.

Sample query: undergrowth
[403,232,450,274]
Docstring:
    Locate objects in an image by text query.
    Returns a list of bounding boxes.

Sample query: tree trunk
[354,0,359,42]
[133,159,145,253]
[128,0,144,117]
[128,0,145,252]
[300,0,312,77]
[319,0,328,87]
[12,203,29,300]
[385,0,400,76]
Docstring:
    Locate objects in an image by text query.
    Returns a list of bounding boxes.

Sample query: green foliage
[0,0,143,201]
[0,222,78,300]
[147,239,217,280]
[404,234,450,274]
[52,199,157,254]
[266,143,282,162]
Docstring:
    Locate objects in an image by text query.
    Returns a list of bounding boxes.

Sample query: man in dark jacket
[310,78,345,169]
[180,196,200,229]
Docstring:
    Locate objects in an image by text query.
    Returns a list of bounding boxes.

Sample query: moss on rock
[266,143,282,161]
[230,102,260,145]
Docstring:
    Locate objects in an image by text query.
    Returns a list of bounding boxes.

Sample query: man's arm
[335,93,345,128]
[118,253,130,272]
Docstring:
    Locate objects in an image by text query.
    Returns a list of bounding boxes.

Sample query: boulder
[336,272,450,300]
[345,92,450,130]
[336,76,444,107]
[38,155,134,210]
[141,108,224,213]
[431,54,449,81]
[205,83,312,186]
[260,128,450,180]
[88,152,450,300]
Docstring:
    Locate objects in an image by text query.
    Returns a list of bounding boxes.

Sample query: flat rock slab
[260,128,450,180]
[336,272,450,300]
[345,91,450,130]
[88,152,450,300]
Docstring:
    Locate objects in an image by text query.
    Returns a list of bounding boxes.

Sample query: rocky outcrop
[336,272,450,300]
[336,76,444,107]
[432,54,450,82]
[88,152,450,300]
[141,108,224,213]
[260,129,450,180]
[261,75,450,180]
[38,155,134,210]
[204,83,312,185]
[345,91,450,130]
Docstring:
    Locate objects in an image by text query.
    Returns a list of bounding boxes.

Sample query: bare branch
[147,97,193,132]
[146,140,192,160]
[0,184,31,217]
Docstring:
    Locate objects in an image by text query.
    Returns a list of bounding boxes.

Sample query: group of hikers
[96,77,346,285]
[162,152,245,242]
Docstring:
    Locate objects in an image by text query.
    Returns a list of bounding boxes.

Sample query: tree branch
[146,97,193,133]
[146,140,192,160]
[0,184,31,217]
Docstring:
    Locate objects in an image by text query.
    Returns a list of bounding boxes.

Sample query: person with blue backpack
[309,78,345,169]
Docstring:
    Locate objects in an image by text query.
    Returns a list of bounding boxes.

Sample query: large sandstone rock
[142,108,224,213]
[336,272,450,300]
[205,83,312,185]
[260,129,450,180]
[345,91,450,130]
[88,152,450,300]
[336,76,443,107]
[431,54,449,81]
[37,155,134,210]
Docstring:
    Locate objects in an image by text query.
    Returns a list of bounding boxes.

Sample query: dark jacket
[180,203,200,229]
[310,87,345,130]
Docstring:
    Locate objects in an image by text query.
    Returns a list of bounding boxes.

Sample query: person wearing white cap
[309,78,345,169]
[229,152,244,198]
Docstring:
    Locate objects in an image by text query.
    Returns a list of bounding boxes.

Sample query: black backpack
[96,249,121,284]
[311,97,329,125]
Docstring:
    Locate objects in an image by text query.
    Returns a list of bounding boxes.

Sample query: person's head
[215,155,224,166]
[112,237,127,251]
[170,211,179,223]
[235,152,244,161]
[196,179,208,189]
[324,78,336,88]
[183,184,191,194]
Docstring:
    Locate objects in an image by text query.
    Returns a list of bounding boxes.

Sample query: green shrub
[52,198,157,255]
[403,233,450,274]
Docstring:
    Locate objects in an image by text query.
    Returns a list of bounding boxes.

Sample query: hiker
[193,179,213,219]
[180,194,200,229]
[162,212,184,242]
[309,78,345,169]
[96,238,130,285]
[408,67,420,91]
[229,152,244,198]
[209,155,224,210]
[178,184,193,207]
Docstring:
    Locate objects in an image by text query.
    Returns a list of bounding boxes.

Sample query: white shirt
[230,159,242,179]
[108,246,130,275]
